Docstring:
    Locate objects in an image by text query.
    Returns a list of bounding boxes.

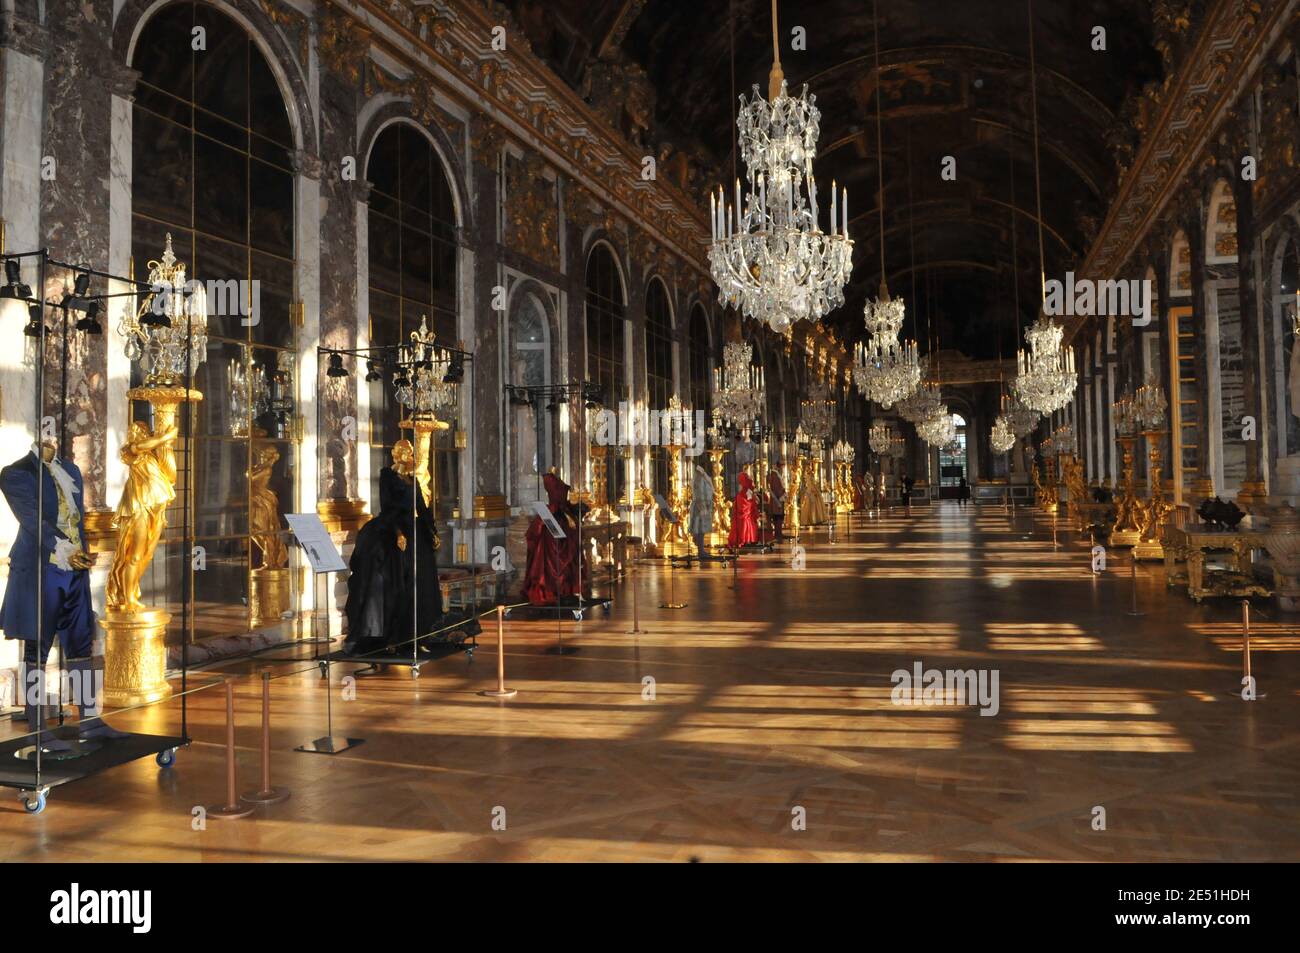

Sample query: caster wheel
[410,667,421,680]
[318,662,328,679]
[21,790,47,815]
[156,748,176,768]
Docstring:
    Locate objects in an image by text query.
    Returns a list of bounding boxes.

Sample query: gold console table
[1162,524,1271,603]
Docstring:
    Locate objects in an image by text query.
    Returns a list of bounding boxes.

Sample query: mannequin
[728,469,760,549]
[687,463,714,561]
[523,471,586,604]
[344,439,442,656]
[767,461,786,540]
[799,457,829,526]
[1,440,126,748]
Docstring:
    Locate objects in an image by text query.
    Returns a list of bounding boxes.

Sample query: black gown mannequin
[343,466,442,655]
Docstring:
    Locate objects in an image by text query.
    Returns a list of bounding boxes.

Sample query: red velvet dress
[523,473,586,604]
[728,472,760,549]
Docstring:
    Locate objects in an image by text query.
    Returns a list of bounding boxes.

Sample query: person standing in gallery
[902,475,914,515]
[767,461,786,540]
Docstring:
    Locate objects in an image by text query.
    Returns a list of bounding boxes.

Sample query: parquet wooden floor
[4,503,1299,862]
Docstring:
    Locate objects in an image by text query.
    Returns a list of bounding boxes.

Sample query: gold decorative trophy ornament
[103,234,208,708]
[707,445,730,546]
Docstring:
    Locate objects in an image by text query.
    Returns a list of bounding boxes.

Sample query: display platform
[504,595,611,621]
[319,609,482,679]
[0,730,185,813]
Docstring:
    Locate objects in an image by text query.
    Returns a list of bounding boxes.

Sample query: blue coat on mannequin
[0,449,87,642]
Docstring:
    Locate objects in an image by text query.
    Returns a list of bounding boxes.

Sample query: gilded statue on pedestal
[250,444,287,570]
[107,420,179,613]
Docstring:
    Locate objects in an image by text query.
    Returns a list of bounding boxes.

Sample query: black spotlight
[392,366,410,389]
[326,352,348,378]
[75,300,102,334]
[140,284,171,327]
[23,303,45,337]
[443,352,465,385]
[72,270,90,298]
[364,360,382,383]
[1,258,32,300]
[508,387,532,408]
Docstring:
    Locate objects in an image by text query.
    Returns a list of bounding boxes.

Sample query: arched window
[366,121,460,516]
[511,294,551,502]
[131,1,296,639]
[938,414,968,488]
[686,305,711,421]
[585,244,626,502]
[646,278,673,495]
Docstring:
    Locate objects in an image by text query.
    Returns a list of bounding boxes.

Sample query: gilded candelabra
[1111,434,1142,546]
[1134,431,1172,559]
[586,443,615,524]
[708,446,730,544]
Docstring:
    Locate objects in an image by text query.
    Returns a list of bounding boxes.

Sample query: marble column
[1232,172,1267,505]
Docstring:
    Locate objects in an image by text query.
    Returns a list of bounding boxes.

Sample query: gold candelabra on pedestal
[661,443,691,557]
[708,447,730,545]
[102,385,202,708]
[1111,433,1142,547]
[1134,430,1172,560]
[586,443,615,524]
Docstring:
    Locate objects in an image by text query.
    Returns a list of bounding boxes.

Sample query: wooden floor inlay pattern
[3,504,1298,862]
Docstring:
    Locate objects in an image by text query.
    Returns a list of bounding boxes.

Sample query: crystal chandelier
[394,315,459,416]
[832,439,855,464]
[800,380,835,443]
[1112,393,1138,436]
[1012,315,1077,414]
[1005,395,1041,437]
[854,288,920,408]
[898,381,943,424]
[230,349,294,437]
[852,5,920,410]
[708,1,852,333]
[916,408,955,447]
[868,423,893,455]
[119,232,208,386]
[712,340,766,429]
[990,415,1016,453]
[1011,10,1076,417]
[1133,376,1167,430]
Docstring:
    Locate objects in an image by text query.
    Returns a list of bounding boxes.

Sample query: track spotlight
[140,285,171,327]
[326,352,349,378]
[364,360,382,383]
[1,257,32,300]
[23,303,45,337]
[72,270,90,298]
[443,352,465,384]
[75,300,102,334]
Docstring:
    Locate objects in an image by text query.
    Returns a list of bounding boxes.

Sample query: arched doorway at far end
[936,413,969,498]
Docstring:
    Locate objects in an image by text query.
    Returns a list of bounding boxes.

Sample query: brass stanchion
[1231,599,1265,699]
[626,557,642,635]
[209,680,253,819]
[480,605,518,698]
[242,671,289,804]
[1126,554,1144,616]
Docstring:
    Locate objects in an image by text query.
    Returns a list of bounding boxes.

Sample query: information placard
[286,513,348,574]
[532,501,567,539]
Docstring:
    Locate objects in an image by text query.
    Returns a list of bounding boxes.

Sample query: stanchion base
[295,736,365,755]
[544,645,580,656]
[658,603,687,609]
[208,802,255,819]
[1223,688,1267,699]
[479,688,518,698]
[241,786,290,805]
[626,627,644,635]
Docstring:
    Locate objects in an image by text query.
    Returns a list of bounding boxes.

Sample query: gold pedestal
[1236,479,1268,509]
[101,609,173,709]
[250,567,291,627]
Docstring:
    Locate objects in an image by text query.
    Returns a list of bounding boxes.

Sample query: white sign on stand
[286,513,348,573]
[532,501,567,539]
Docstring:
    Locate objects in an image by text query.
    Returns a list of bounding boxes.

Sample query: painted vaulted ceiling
[504,0,1163,361]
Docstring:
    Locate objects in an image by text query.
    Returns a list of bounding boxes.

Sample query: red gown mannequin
[523,473,586,604]
[728,471,760,549]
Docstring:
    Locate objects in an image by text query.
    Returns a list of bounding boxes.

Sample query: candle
[830,180,837,234]
[710,192,717,241]
[809,172,818,228]
[735,178,741,232]
[842,187,848,237]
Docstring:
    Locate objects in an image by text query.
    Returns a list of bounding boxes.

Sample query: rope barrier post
[480,605,517,698]
[1126,552,1144,616]
[626,554,642,635]
[1229,599,1266,699]
[209,679,253,819]
[242,670,289,804]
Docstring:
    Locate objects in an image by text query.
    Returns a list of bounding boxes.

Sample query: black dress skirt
[343,467,442,655]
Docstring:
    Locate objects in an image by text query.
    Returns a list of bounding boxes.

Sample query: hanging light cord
[1008,111,1021,397]
[1027,0,1046,305]
[874,0,887,297]
[768,0,784,99]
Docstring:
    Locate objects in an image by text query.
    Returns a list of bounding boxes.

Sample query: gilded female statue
[249,444,287,569]
[107,420,179,612]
